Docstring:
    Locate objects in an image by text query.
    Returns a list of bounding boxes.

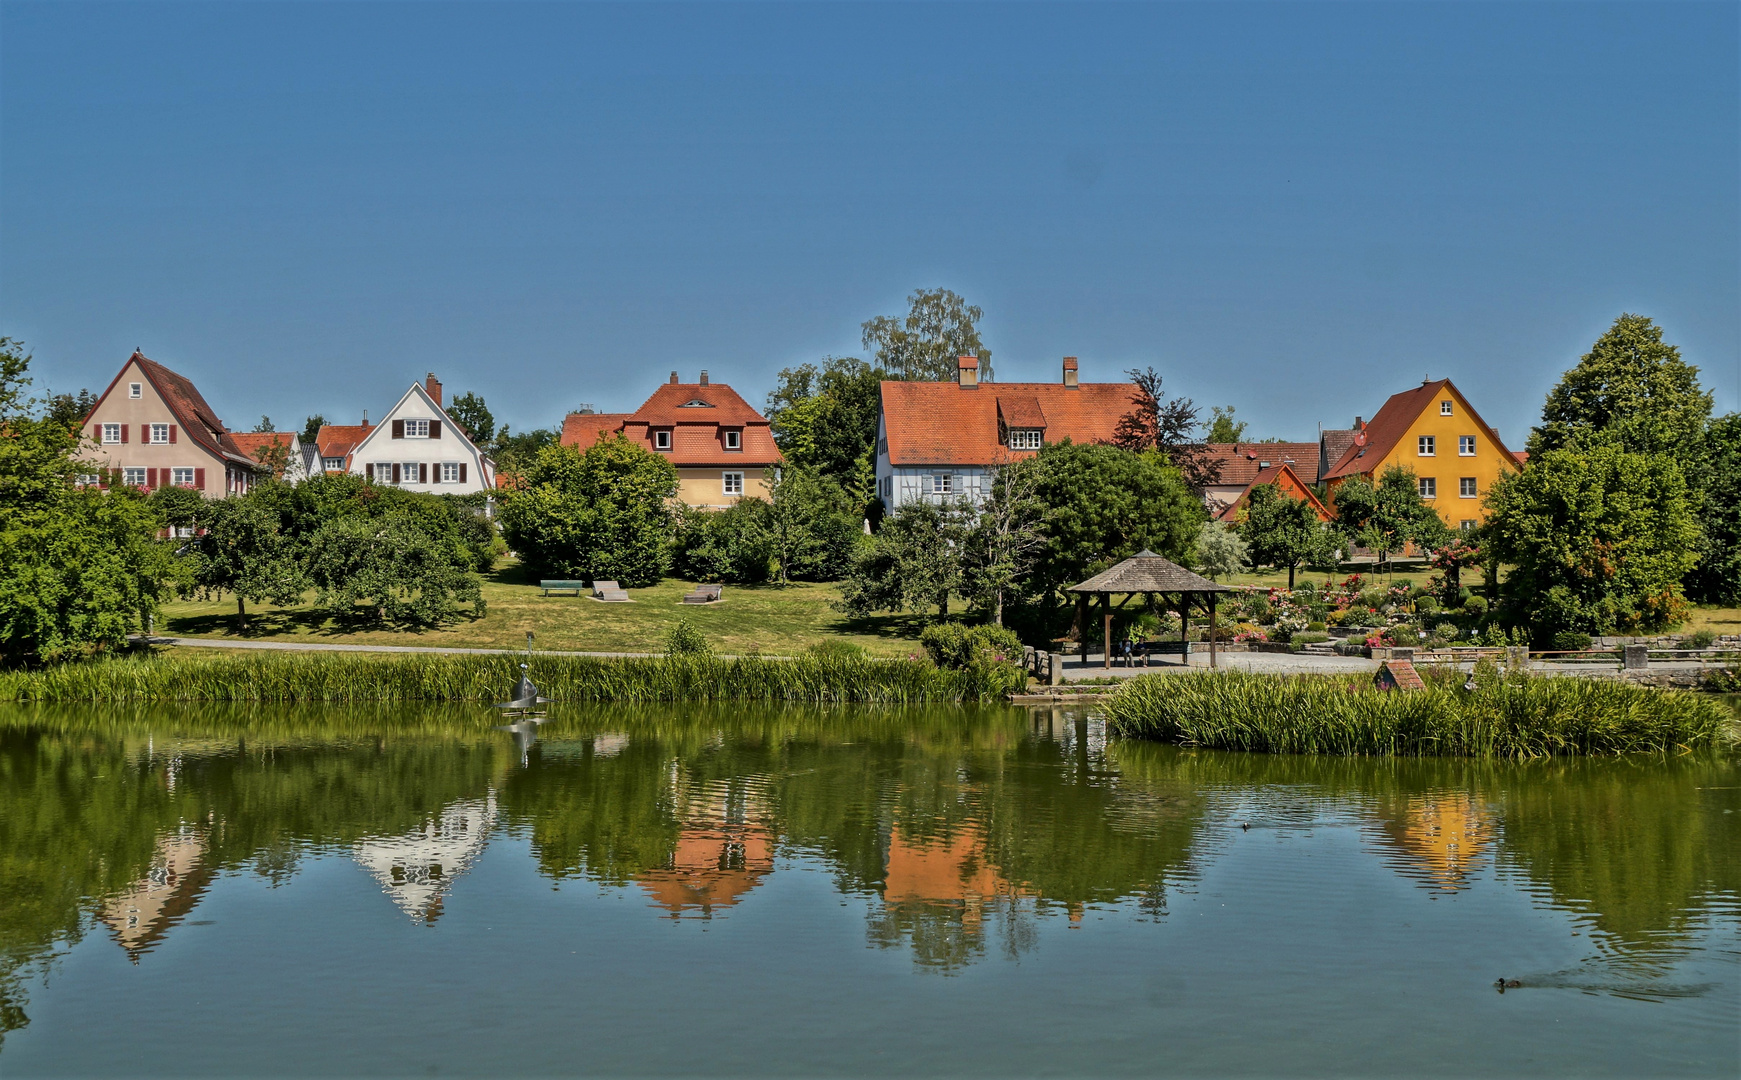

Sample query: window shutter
[419,463,428,484]
[459,462,467,483]
[169,425,178,444]
[392,463,401,483]
[429,420,441,439]
[194,467,205,489]
[92,424,101,442]
[392,420,405,439]
[121,425,129,443]
[146,468,158,488]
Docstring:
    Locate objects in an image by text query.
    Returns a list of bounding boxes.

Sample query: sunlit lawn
[159,559,930,657]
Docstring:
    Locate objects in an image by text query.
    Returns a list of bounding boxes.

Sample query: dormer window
[681,399,714,408]
[1007,429,1042,450]
[723,429,741,451]
[654,429,672,451]
[129,382,142,399]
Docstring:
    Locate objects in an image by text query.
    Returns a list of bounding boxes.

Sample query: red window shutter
[419,463,428,484]
[121,424,129,443]
[459,462,467,483]
[92,424,101,442]
[392,420,405,439]
[392,463,401,483]
[430,420,441,439]
[169,425,178,444]
[194,467,205,489]
[146,468,157,488]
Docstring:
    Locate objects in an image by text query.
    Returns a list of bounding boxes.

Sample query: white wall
[348,385,494,495]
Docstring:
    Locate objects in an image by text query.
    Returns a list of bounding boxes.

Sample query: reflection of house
[884,825,1033,928]
[99,829,215,961]
[352,794,498,923]
[1368,793,1495,892]
[637,782,775,918]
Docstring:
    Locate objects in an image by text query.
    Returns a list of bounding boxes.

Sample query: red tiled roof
[1319,429,1360,475]
[559,413,636,451]
[228,432,294,459]
[1202,442,1323,486]
[1323,379,1517,480]
[89,352,253,465]
[316,424,374,468]
[559,382,781,467]
[1511,450,1529,466]
[880,380,1137,466]
[1215,462,1332,522]
[995,394,1047,430]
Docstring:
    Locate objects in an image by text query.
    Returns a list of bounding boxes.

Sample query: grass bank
[0,651,1024,705]
[1101,669,1736,758]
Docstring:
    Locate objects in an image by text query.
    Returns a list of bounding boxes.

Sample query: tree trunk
[1287,563,1296,590]
[235,595,247,631]
[993,588,1004,626]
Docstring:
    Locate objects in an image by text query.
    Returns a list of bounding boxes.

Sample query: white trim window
[1440,400,1453,416]
[149,423,170,444]
[402,462,421,484]
[1008,429,1042,450]
[724,429,741,451]
[102,423,122,444]
[404,419,430,438]
[372,462,394,483]
[1417,435,1436,456]
[1458,435,1477,456]
[722,471,745,496]
[440,462,461,483]
[172,467,196,487]
[1459,477,1477,498]
[323,457,345,472]
[77,473,103,486]
[122,467,147,486]
[1459,519,1478,531]
[654,429,672,451]
[129,382,142,399]
[931,474,954,495]
[1418,477,1437,498]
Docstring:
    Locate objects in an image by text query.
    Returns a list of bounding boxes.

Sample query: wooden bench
[682,584,723,605]
[539,580,587,596]
[591,580,631,602]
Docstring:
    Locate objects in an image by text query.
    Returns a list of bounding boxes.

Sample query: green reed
[1100,670,1737,758]
[0,651,1024,705]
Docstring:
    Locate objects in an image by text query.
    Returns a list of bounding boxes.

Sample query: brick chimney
[670,371,679,384]
[957,355,979,388]
[700,370,709,386]
[425,373,442,406]
[1063,356,1079,388]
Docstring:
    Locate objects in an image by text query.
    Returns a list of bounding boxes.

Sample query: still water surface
[1,703,1736,1077]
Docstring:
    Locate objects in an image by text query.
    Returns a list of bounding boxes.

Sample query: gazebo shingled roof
[1068,551,1228,596]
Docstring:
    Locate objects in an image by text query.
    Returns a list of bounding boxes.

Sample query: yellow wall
[675,467,774,509]
[1372,386,1518,527]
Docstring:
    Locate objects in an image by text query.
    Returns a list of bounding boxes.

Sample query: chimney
[425,372,442,406]
[1063,356,1079,389]
[670,371,679,385]
[1355,416,1364,430]
[700,370,709,386]
[957,355,979,389]
[363,410,369,427]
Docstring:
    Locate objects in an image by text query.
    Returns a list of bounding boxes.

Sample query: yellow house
[1323,378,1523,529]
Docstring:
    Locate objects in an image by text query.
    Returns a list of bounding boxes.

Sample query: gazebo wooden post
[1075,594,1088,660]
[1178,593,1189,666]
[1143,592,1154,667]
[1102,593,1112,670]
[1209,592,1219,669]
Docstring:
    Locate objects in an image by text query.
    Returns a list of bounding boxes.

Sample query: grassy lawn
[1684,605,1741,638]
[159,559,930,657]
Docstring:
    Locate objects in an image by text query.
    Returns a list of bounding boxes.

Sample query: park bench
[591,580,631,602]
[682,584,723,605]
[538,580,587,597]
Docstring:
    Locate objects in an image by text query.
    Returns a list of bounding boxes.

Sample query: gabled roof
[1323,379,1518,480]
[228,432,300,471]
[1215,462,1332,522]
[632,382,768,427]
[347,382,492,468]
[1319,428,1360,472]
[881,380,1136,467]
[559,382,781,467]
[89,352,254,465]
[316,424,374,468]
[1068,550,1228,594]
[1202,442,1323,486]
[559,413,636,451]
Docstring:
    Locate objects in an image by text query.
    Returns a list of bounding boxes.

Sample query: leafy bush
[304,513,486,628]
[665,617,712,657]
[1306,621,1327,633]
[919,622,1023,669]
[1291,632,1329,645]
[1433,622,1460,641]
[1686,629,1717,649]
[671,501,775,584]
[1415,596,1440,615]
[1463,595,1489,616]
[1552,631,1592,651]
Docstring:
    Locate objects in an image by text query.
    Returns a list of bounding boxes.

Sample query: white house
[345,374,495,495]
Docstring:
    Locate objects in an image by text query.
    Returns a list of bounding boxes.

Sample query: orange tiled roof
[560,382,781,467]
[1215,462,1332,522]
[227,432,295,467]
[880,380,1137,466]
[90,352,253,465]
[1323,379,1517,480]
[316,424,374,469]
[1203,442,1323,486]
[559,413,636,451]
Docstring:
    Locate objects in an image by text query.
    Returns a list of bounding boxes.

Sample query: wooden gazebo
[1067,550,1231,670]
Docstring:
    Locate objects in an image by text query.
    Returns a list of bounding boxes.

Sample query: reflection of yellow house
[637,782,775,918]
[352,794,498,924]
[100,829,215,961]
[1369,793,1496,892]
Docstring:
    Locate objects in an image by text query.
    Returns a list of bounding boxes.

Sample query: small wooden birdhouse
[1375,659,1425,692]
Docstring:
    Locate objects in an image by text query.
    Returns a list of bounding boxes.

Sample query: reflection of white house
[344,374,495,495]
[352,793,498,924]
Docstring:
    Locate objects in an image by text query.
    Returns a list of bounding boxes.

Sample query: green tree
[1029,441,1202,600]
[836,499,967,619]
[1109,368,1222,493]
[671,500,774,584]
[1685,414,1741,605]
[1331,465,1449,571]
[251,415,275,433]
[447,392,496,446]
[766,466,862,583]
[763,357,885,496]
[1528,314,1713,459]
[180,491,310,629]
[497,436,677,587]
[491,425,559,476]
[43,389,96,433]
[304,512,485,627]
[860,288,992,382]
[1483,445,1700,639]
[300,414,327,446]
[1238,484,1327,589]
[1194,521,1250,580]
[960,457,1046,625]
[1205,406,1247,444]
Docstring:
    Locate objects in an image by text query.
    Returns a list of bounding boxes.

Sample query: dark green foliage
[1103,670,1733,757]
[764,357,884,499]
[178,488,309,624]
[1238,483,1329,588]
[665,617,711,656]
[1552,631,1593,651]
[497,437,678,587]
[304,513,485,627]
[1686,629,1716,649]
[1528,314,1713,460]
[919,622,1024,669]
[1686,413,1741,605]
[491,425,559,476]
[860,288,991,381]
[300,414,326,445]
[1484,445,1699,639]
[836,500,965,619]
[41,388,96,433]
[1030,441,1203,600]
[768,466,863,582]
[671,501,774,584]
[1332,465,1449,566]
[445,392,496,445]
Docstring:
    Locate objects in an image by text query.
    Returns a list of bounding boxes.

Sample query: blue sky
[3,2,1736,443]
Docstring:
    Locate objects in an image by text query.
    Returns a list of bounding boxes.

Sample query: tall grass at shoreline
[0,651,1023,705]
[1101,670,1736,758]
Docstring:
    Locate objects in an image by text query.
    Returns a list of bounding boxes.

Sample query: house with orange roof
[1322,378,1521,529]
[313,419,374,474]
[78,351,264,496]
[1214,461,1332,523]
[227,431,315,483]
[1200,441,1323,516]
[560,370,782,509]
[875,356,1135,508]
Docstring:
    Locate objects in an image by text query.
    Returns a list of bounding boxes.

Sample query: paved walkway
[134,635,659,658]
[1057,651,1378,680]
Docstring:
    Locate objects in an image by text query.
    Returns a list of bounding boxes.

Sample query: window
[1458,435,1476,456]
[323,457,345,472]
[1440,400,1453,416]
[1460,519,1478,531]
[1008,429,1042,450]
[402,462,421,484]
[102,423,122,444]
[654,430,672,451]
[172,468,196,487]
[1460,477,1477,498]
[129,383,142,399]
[931,474,953,495]
[404,419,430,438]
[1417,435,1436,456]
[724,429,741,451]
[123,467,147,487]
[372,463,394,483]
[150,423,170,444]
[172,525,196,539]
[77,473,103,486]
[722,471,744,496]
[441,462,460,483]
[1418,477,1437,498]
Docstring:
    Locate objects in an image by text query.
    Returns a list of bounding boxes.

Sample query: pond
[1,702,1736,1077]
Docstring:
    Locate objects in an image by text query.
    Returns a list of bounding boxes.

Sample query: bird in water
[1240,822,1251,831]
[1493,978,1522,992]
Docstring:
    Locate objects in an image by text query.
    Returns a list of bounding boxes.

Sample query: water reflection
[0,702,1736,1048]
